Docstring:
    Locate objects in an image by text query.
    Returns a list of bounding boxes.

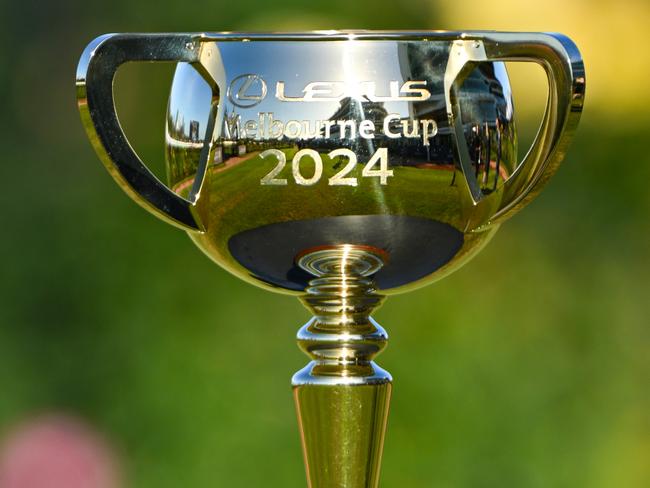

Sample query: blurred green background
[0,0,648,487]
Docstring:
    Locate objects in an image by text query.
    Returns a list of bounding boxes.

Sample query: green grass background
[0,1,648,487]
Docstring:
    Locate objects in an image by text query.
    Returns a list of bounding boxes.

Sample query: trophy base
[292,245,391,488]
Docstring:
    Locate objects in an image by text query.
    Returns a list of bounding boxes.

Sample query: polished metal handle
[76,33,219,231]
[445,32,586,226]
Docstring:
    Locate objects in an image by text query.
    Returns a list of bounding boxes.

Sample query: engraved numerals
[259,149,288,185]
[260,147,393,186]
[293,149,323,186]
[328,149,357,186]
[362,148,393,185]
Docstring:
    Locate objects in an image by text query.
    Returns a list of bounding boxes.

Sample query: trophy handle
[445,32,586,225]
[76,33,220,231]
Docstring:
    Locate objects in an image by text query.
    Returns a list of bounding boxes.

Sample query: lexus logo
[227,74,267,108]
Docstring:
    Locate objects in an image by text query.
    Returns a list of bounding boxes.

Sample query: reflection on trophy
[77,31,585,487]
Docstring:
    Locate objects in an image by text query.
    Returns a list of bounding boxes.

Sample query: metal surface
[77,30,586,296]
[294,245,390,488]
[77,30,585,488]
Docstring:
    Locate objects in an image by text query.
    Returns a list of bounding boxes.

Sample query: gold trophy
[77,31,585,487]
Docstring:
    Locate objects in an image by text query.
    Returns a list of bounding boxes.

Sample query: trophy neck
[293,245,392,488]
[296,245,388,378]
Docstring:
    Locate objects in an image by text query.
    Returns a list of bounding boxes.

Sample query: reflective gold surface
[166,36,518,295]
[293,246,391,488]
[77,32,584,297]
[76,31,585,488]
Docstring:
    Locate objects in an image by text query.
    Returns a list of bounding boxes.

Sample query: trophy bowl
[165,37,518,295]
[77,31,584,488]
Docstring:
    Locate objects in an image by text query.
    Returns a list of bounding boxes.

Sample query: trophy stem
[293,245,392,488]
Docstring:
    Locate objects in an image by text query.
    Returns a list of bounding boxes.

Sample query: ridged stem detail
[292,245,392,488]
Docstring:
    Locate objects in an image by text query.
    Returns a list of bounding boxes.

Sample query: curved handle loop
[76,33,219,231]
[445,32,585,227]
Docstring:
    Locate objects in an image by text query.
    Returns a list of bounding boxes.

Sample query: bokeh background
[1,1,648,487]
